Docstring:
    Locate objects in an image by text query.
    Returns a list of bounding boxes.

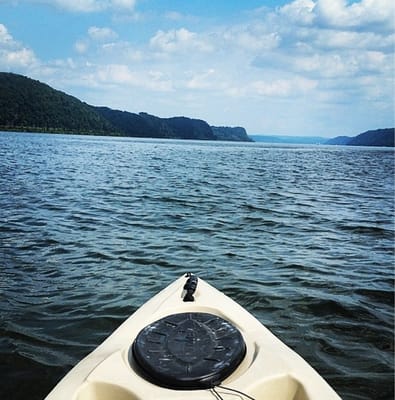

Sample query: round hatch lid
[131,312,246,390]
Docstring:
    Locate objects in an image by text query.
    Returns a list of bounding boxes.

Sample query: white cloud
[61,0,392,130]
[287,47,392,81]
[222,26,281,52]
[150,28,214,54]
[111,0,135,9]
[250,0,394,84]
[277,0,394,31]
[21,0,136,13]
[96,64,138,84]
[3,0,392,134]
[247,76,317,97]
[101,41,143,61]
[54,0,103,12]
[293,53,359,77]
[74,39,89,54]
[242,32,280,51]
[186,69,216,90]
[94,64,173,92]
[279,0,315,25]
[313,30,394,51]
[88,26,118,41]
[0,23,37,69]
[3,47,36,66]
[0,23,13,43]
[314,0,394,31]
[73,27,118,56]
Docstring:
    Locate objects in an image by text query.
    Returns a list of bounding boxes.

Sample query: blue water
[0,132,394,400]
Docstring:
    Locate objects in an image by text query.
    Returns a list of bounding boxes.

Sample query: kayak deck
[45,274,341,400]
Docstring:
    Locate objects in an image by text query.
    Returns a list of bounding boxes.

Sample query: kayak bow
[45,274,341,400]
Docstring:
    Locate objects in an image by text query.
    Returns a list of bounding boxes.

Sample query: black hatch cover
[131,312,246,389]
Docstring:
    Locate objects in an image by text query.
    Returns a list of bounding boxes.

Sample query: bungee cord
[209,385,256,400]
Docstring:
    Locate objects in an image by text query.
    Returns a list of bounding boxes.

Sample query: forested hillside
[93,107,216,140]
[0,72,250,141]
[326,128,394,147]
[0,73,115,134]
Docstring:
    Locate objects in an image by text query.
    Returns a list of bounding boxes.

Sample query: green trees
[0,73,114,134]
[0,72,251,141]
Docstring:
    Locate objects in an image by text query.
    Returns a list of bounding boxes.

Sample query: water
[0,132,393,400]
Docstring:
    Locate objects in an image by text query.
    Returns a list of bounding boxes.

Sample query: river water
[0,132,394,400]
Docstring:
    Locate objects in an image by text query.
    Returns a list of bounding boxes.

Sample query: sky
[0,0,394,137]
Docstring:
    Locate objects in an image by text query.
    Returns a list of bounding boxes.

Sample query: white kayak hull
[45,274,341,400]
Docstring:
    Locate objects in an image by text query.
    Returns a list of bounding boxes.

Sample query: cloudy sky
[0,0,393,137]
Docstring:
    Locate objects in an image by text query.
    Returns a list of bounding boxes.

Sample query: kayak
[45,273,342,400]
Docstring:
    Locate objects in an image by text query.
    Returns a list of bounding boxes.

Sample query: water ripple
[0,133,394,400]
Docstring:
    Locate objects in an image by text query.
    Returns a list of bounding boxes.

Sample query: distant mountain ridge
[250,130,394,147]
[1,72,392,145]
[324,136,350,146]
[0,72,250,142]
[250,135,327,144]
[326,129,394,147]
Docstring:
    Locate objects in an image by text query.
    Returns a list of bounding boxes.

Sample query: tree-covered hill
[93,107,216,140]
[348,128,394,147]
[326,129,394,147]
[0,72,251,141]
[0,72,115,134]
